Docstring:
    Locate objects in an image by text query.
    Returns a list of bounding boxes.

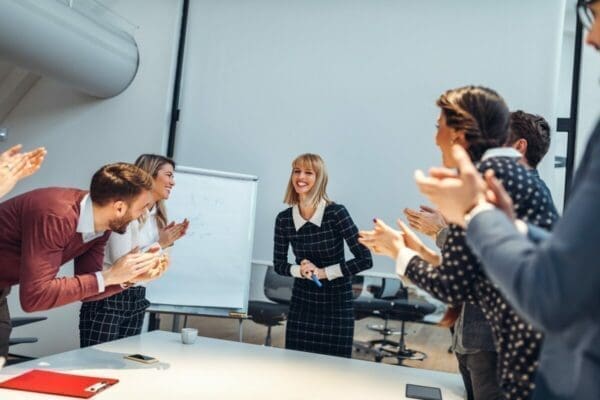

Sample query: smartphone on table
[124,354,158,364]
[405,383,442,400]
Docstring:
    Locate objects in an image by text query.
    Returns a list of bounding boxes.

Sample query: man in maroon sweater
[0,162,160,357]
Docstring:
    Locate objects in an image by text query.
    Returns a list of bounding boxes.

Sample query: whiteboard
[145,166,258,316]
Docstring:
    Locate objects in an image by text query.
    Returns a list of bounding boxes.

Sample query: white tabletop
[0,331,464,399]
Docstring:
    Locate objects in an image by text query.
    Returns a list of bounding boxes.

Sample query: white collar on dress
[481,147,522,161]
[292,199,327,231]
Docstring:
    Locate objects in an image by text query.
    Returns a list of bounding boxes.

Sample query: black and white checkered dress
[273,203,372,357]
[405,157,558,400]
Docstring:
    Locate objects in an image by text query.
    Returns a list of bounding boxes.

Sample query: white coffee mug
[181,328,198,344]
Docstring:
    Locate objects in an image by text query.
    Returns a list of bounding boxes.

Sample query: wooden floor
[157,314,459,374]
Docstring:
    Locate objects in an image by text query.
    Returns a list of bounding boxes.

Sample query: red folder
[0,369,118,398]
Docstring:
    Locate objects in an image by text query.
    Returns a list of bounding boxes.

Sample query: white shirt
[103,207,161,287]
[76,194,107,293]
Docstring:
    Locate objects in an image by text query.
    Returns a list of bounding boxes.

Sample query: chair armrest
[10,316,47,328]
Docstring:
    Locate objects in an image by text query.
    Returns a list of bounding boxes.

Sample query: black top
[406,157,559,400]
[273,203,372,315]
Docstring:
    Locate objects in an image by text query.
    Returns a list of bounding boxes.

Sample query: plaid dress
[273,202,372,357]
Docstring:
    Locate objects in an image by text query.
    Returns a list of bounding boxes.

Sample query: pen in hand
[301,259,322,288]
[311,272,322,288]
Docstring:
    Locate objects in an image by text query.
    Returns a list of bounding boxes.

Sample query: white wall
[3,0,182,357]
[173,0,566,273]
[576,19,600,168]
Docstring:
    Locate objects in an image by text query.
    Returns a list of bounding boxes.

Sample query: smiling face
[292,162,316,197]
[153,163,175,201]
[284,153,329,207]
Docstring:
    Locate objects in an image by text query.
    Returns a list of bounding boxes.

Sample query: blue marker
[311,273,322,288]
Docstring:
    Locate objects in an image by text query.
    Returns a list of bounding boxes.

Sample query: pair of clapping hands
[300,259,325,280]
[103,244,170,288]
[358,146,512,265]
[115,218,191,287]
[359,206,445,266]
[0,144,46,199]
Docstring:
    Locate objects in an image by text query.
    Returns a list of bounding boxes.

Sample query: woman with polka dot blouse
[360,86,558,399]
[273,153,372,358]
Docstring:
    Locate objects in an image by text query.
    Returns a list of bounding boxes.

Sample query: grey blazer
[466,120,600,400]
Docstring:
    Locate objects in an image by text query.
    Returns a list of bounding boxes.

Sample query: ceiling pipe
[0,0,139,98]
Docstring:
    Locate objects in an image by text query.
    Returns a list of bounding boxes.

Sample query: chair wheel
[375,355,383,362]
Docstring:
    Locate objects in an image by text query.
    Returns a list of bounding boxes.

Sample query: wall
[576,10,600,168]
[173,0,566,273]
[3,0,182,357]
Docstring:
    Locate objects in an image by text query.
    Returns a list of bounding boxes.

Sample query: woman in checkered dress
[273,153,372,358]
[79,154,189,347]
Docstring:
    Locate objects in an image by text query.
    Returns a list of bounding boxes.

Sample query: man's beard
[109,210,133,234]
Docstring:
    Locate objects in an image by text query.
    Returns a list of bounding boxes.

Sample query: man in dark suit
[415,2,600,398]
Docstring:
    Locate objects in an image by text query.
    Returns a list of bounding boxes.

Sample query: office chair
[7,316,47,365]
[354,277,435,364]
[247,268,293,346]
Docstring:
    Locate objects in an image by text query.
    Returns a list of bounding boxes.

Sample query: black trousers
[456,351,504,400]
[0,287,11,358]
[79,286,149,348]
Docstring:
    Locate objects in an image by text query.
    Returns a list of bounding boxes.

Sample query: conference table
[0,331,465,399]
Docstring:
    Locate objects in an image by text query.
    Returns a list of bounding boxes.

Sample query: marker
[311,273,322,288]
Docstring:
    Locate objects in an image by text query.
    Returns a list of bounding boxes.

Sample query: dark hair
[437,86,510,162]
[90,162,153,206]
[134,154,176,228]
[506,110,551,168]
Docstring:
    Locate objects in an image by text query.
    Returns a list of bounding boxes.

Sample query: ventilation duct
[0,0,139,98]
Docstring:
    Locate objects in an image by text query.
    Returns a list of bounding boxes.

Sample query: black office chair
[354,277,435,364]
[7,316,47,365]
[247,268,293,346]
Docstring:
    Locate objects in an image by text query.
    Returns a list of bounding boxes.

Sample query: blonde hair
[283,153,330,209]
[134,154,175,229]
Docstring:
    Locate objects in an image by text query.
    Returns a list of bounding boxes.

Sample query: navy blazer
[467,120,600,399]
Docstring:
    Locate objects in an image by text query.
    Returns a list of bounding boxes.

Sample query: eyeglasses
[578,0,598,30]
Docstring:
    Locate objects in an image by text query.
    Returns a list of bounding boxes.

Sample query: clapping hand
[159,218,190,248]
[128,244,170,284]
[358,218,406,260]
[0,145,46,199]
[415,145,487,226]
[403,205,447,238]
